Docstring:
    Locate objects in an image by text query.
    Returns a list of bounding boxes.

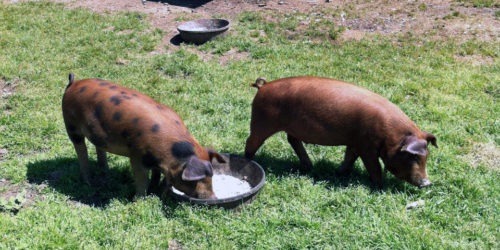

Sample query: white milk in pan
[172,174,251,199]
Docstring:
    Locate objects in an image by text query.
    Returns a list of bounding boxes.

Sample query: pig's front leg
[130,156,149,197]
[359,150,383,188]
[148,168,162,194]
[287,134,313,172]
[336,146,359,176]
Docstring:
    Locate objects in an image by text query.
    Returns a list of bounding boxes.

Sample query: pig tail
[250,77,267,89]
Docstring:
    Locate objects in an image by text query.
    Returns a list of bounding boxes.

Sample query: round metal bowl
[177,19,230,44]
[168,154,265,209]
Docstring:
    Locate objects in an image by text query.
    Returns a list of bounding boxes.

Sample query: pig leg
[148,169,161,194]
[245,126,277,159]
[359,152,383,188]
[96,148,110,182]
[74,142,91,185]
[287,134,313,172]
[336,147,359,176]
[96,148,109,171]
[130,156,149,197]
[64,122,91,185]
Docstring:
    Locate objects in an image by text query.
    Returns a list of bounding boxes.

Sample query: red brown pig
[62,74,225,199]
[245,76,437,188]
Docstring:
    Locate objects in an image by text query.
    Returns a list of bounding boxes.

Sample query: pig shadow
[250,151,417,194]
[26,157,138,207]
[25,157,190,213]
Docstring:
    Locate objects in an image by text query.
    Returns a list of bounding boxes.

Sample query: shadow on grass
[26,157,137,207]
[25,157,183,212]
[250,151,418,194]
[170,34,184,46]
[146,0,213,8]
[24,150,417,209]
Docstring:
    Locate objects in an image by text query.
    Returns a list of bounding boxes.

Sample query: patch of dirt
[0,178,46,213]
[462,142,500,171]
[0,78,18,99]
[0,148,8,161]
[168,239,183,250]
[5,1,499,53]
[340,29,366,41]
[218,48,250,64]
[454,54,496,66]
[185,47,214,61]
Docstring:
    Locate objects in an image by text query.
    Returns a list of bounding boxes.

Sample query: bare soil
[4,0,499,46]
[0,178,46,213]
[0,78,17,99]
[462,142,500,171]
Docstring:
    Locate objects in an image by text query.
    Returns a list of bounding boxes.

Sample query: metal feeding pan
[168,154,265,209]
[177,19,230,44]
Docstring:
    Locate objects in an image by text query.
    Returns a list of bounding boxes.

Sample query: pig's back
[62,79,191,155]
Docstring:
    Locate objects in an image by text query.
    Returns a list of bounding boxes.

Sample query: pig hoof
[299,164,313,173]
[371,181,383,190]
[81,177,91,186]
[335,166,352,176]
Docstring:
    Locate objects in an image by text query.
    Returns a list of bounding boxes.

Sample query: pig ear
[424,131,438,148]
[182,157,213,181]
[401,136,428,156]
[207,148,226,163]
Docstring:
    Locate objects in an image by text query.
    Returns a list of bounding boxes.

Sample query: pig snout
[418,178,431,188]
[206,193,217,200]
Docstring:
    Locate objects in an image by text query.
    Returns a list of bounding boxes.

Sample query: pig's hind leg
[64,123,91,185]
[287,134,313,172]
[245,120,278,160]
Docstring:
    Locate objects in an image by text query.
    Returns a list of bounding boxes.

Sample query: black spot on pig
[120,91,127,95]
[171,141,194,159]
[110,96,121,106]
[79,87,86,93]
[109,85,117,90]
[92,91,99,98]
[137,131,142,137]
[151,124,160,133]
[175,120,181,125]
[94,104,103,119]
[142,151,160,168]
[123,95,132,100]
[132,117,140,125]
[132,94,138,97]
[156,105,164,110]
[99,82,108,86]
[113,112,122,121]
[121,130,129,139]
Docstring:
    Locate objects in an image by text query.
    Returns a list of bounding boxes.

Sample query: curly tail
[249,77,267,89]
[66,73,75,90]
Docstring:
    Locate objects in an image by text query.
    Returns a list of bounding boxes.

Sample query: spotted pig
[62,74,225,199]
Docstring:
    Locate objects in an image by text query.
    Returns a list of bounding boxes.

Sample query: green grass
[455,0,500,7]
[1,2,499,249]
